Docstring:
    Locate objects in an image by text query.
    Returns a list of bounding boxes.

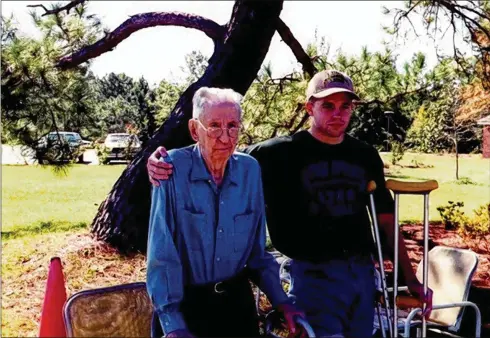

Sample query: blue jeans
[288,256,376,338]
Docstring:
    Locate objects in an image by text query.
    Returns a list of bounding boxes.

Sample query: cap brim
[310,88,360,101]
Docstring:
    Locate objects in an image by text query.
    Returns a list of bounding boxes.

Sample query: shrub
[458,203,490,253]
[390,141,405,165]
[459,203,490,237]
[406,157,434,169]
[437,201,467,230]
[94,143,110,165]
[456,177,477,185]
[437,201,490,253]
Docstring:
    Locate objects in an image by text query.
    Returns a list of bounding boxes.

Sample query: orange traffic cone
[39,257,68,337]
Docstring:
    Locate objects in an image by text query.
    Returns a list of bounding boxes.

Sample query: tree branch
[436,0,490,43]
[359,83,435,106]
[265,73,301,85]
[391,1,423,38]
[55,12,225,70]
[27,0,86,17]
[290,111,310,135]
[276,18,317,77]
[451,1,490,23]
[390,0,489,67]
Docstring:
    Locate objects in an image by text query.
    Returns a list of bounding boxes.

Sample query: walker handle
[294,316,316,338]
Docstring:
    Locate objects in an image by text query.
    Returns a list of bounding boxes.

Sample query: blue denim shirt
[146,144,289,334]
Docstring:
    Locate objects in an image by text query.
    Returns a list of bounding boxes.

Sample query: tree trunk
[91,0,284,254]
[454,136,459,180]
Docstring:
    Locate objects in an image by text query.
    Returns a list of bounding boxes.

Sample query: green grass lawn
[2,164,126,238]
[380,152,490,223]
[2,153,488,239]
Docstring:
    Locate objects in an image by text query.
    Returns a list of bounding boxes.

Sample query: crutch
[374,269,388,338]
[385,179,439,338]
[366,180,394,338]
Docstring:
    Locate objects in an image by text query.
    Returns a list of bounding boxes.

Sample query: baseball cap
[306,70,360,101]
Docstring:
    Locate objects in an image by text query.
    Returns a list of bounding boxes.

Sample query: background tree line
[2,2,488,159]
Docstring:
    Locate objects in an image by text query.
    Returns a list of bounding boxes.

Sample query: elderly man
[147,87,304,338]
[146,71,434,337]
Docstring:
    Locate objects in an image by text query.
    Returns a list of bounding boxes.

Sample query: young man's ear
[305,99,314,116]
[188,119,199,142]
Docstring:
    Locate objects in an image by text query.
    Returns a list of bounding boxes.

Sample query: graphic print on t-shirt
[301,159,367,218]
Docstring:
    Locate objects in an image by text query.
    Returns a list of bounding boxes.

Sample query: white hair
[192,87,243,120]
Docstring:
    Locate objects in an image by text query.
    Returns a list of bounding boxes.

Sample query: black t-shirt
[243,130,394,263]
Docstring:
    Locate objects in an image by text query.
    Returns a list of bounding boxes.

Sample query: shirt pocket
[181,209,207,251]
[232,211,254,255]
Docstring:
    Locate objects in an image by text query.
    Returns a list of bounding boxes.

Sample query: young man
[147,70,433,337]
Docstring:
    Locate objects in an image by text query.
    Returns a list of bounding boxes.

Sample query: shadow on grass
[454,177,482,186]
[385,173,435,181]
[1,221,89,240]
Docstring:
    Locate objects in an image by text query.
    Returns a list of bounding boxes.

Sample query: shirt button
[220,201,224,205]
[219,228,223,233]
[216,257,221,262]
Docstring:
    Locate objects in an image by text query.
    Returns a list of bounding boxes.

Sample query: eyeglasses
[195,119,242,139]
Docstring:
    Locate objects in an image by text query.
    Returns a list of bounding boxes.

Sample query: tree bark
[90,0,284,253]
[56,12,225,70]
[276,19,316,78]
[453,134,459,180]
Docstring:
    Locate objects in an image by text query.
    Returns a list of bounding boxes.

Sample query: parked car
[100,133,142,164]
[37,131,91,164]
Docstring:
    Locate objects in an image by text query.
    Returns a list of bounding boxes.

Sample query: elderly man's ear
[188,119,199,142]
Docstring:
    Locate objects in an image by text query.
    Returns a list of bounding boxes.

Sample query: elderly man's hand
[147,146,173,186]
[165,329,195,338]
[276,302,307,337]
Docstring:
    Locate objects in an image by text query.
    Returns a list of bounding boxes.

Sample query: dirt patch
[1,232,285,337]
[382,222,489,288]
[2,232,147,337]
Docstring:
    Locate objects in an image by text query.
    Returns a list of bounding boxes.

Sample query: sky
[2,1,470,87]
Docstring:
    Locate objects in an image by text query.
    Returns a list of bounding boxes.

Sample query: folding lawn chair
[63,282,153,337]
[373,246,482,338]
